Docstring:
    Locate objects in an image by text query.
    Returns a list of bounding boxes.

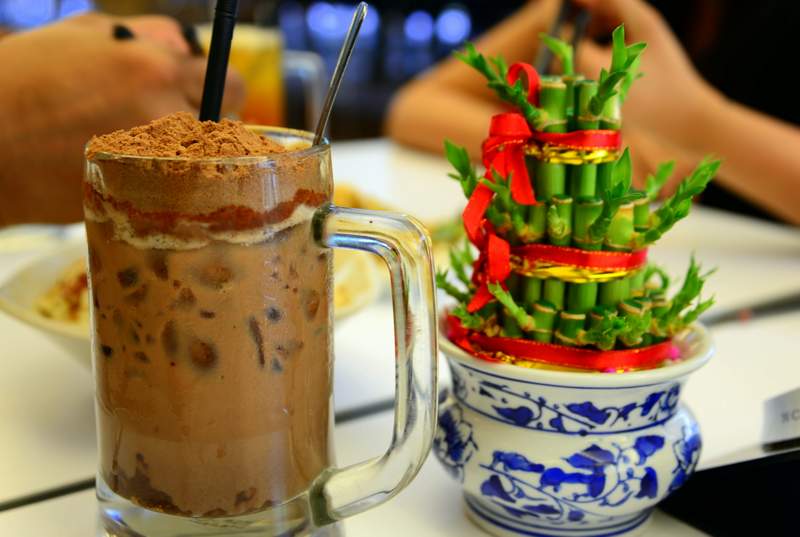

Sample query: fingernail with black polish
[112,24,135,40]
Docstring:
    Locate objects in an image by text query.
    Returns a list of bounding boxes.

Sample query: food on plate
[36,258,89,324]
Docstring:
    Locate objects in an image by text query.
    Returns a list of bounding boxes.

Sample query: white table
[2,139,800,536]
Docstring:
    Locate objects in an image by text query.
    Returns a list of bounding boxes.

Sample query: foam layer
[86,200,317,250]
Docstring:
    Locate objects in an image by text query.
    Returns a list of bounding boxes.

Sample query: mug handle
[310,203,438,526]
[283,50,325,131]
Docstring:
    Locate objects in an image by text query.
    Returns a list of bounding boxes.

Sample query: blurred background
[0,0,517,138]
[0,1,791,138]
[5,1,790,143]
[0,0,795,221]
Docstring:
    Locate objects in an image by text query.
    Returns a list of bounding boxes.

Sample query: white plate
[0,240,90,367]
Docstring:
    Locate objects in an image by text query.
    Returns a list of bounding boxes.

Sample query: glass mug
[196,24,325,129]
[83,127,438,536]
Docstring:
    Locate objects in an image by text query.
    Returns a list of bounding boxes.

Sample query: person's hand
[574,0,719,146]
[63,12,193,54]
[9,12,245,123]
[0,12,246,225]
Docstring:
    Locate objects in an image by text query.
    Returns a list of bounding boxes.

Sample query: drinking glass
[84,126,437,536]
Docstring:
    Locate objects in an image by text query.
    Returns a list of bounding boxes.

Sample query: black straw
[199,0,239,122]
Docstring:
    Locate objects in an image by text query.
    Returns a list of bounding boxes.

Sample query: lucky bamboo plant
[439,26,718,364]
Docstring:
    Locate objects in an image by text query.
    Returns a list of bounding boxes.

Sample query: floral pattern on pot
[452,362,680,435]
[668,423,702,493]
[434,405,478,482]
[478,434,665,525]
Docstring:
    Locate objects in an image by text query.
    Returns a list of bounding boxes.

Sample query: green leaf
[488,282,536,331]
[681,296,715,326]
[456,42,544,127]
[643,264,671,293]
[580,309,626,350]
[452,304,485,330]
[589,149,645,242]
[590,25,648,114]
[619,309,653,347]
[645,160,676,201]
[640,157,721,246]
[489,54,509,77]
[612,147,633,191]
[619,42,646,103]
[619,55,642,102]
[610,25,627,72]
[436,270,470,304]
[625,42,647,61]
[448,250,471,289]
[447,238,474,289]
[444,139,478,197]
[430,213,465,244]
[444,139,470,176]
[653,256,716,335]
[538,33,574,75]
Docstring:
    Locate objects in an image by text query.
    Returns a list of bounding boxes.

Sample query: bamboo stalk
[532,300,557,343]
[547,194,573,246]
[521,202,546,300]
[633,195,651,232]
[572,195,604,250]
[650,292,669,318]
[543,278,565,311]
[533,162,567,201]
[526,202,548,243]
[562,74,583,130]
[629,268,646,297]
[555,311,586,347]
[597,94,621,207]
[567,282,598,313]
[501,274,523,337]
[599,278,630,308]
[530,76,568,203]
[605,202,635,251]
[588,305,614,330]
[539,76,568,133]
[569,80,599,199]
[618,298,651,347]
[522,277,543,304]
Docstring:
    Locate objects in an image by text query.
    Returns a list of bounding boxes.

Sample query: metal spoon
[313,2,368,145]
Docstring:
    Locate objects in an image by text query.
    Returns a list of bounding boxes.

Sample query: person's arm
[0,13,244,226]
[682,92,800,225]
[576,0,800,224]
[386,0,560,159]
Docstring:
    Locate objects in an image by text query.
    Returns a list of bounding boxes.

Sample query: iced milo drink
[85,112,332,518]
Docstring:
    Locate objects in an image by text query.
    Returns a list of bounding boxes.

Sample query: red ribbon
[462,61,542,247]
[512,244,649,271]
[467,230,512,312]
[482,113,537,205]
[507,62,540,106]
[447,315,681,372]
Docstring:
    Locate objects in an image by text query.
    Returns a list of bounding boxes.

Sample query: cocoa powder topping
[86,112,287,158]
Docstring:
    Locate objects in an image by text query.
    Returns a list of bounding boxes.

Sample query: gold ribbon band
[510,257,641,283]
[525,144,621,165]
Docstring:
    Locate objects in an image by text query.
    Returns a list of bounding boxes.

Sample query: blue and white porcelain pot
[434,324,713,537]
